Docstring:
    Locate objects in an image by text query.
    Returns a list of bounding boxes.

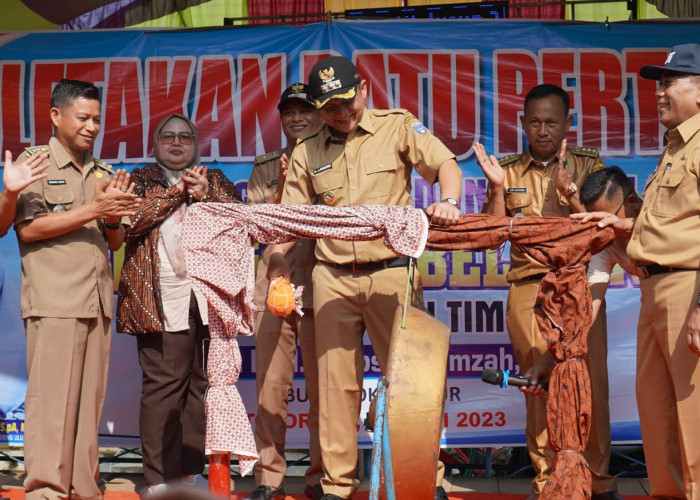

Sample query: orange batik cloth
[427,213,614,500]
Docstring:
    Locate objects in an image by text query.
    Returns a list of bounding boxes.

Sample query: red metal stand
[209,453,231,498]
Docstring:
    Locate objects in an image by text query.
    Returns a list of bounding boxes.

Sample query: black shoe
[592,492,624,500]
[305,484,324,500]
[320,495,346,500]
[434,486,449,500]
[242,485,286,500]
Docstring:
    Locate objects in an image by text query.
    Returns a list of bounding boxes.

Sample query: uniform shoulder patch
[94,158,114,173]
[592,162,606,172]
[572,146,599,158]
[498,153,520,166]
[24,145,50,155]
[254,149,283,166]
[402,112,429,135]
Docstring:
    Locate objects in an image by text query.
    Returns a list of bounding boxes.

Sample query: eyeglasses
[159,131,194,145]
[613,193,632,216]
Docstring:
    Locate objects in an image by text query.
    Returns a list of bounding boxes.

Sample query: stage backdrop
[1,18,690,450]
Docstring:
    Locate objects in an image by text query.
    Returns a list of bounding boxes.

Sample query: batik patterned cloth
[181,202,428,475]
[427,213,614,500]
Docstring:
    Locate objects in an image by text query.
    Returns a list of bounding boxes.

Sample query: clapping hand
[182,166,209,200]
[93,169,140,223]
[3,150,49,194]
[270,154,290,204]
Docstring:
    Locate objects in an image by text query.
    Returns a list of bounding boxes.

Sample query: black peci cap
[308,56,361,109]
[640,43,700,80]
[278,83,315,110]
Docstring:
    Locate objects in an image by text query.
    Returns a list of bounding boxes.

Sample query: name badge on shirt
[47,179,66,185]
[313,163,332,175]
[507,187,527,193]
[266,179,278,187]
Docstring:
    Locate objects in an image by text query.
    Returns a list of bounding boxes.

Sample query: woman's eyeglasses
[159,131,194,145]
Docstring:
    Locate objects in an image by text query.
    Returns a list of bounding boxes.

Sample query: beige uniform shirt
[627,112,700,268]
[248,147,316,309]
[482,147,605,281]
[14,137,117,319]
[282,108,455,265]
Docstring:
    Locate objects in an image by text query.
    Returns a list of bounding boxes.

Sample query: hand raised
[270,154,290,204]
[3,150,49,194]
[472,142,504,187]
[554,139,570,194]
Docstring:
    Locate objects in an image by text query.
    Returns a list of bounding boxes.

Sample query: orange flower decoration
[266,276,304,317]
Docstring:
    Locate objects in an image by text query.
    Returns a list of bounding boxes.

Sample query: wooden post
[209,453,231,498]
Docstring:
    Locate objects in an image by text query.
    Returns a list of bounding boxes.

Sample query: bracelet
[103,219,121,230]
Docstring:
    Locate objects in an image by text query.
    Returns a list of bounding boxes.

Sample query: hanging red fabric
[427,213,614,499]
[247,0,325,24]
[508,0,565,19]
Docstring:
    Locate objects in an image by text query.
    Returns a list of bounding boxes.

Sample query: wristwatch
[441,197,459,208]
[103,218,121,230]
[563,182,578,197]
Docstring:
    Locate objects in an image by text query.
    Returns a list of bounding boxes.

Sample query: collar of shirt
[520,147,563,176]
[666,111,700,150]
[49,136,95,175]
[322,108,376,145]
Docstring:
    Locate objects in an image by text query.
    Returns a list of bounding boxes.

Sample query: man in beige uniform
[14,79,138,500]
[625,43,700,499]
[474,84,617,499]
[245,84,323,500]
[267,56,462,500]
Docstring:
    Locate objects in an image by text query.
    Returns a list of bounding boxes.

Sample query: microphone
[481,369,548,391]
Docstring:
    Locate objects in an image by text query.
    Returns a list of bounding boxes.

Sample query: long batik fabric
[427,213,614,500]
[180,202,429,475]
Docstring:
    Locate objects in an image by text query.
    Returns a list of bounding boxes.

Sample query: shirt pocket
[310,168,343,205]
[505,190,533,215]
[363,155,398,202]
[44,186,74,212]
[650,173,683,218]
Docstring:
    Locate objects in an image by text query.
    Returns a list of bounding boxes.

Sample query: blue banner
[2,18,693,447]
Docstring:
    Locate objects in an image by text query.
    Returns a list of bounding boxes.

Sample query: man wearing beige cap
[266,55,462,500]
[625,42,700,499]
[245,83,323,500]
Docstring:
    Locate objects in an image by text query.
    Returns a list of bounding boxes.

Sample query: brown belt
[321,256,411,272]
[637,263,694,279]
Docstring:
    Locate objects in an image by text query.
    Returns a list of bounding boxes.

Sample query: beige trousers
[23,314,111,500]
[637,270,700,500]
[252,309,322,489]
[312,262,442,499]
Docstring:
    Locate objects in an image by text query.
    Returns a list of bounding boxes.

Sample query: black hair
[579,166,634,206]
[523,84,570,116]
[50,79,100,109]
